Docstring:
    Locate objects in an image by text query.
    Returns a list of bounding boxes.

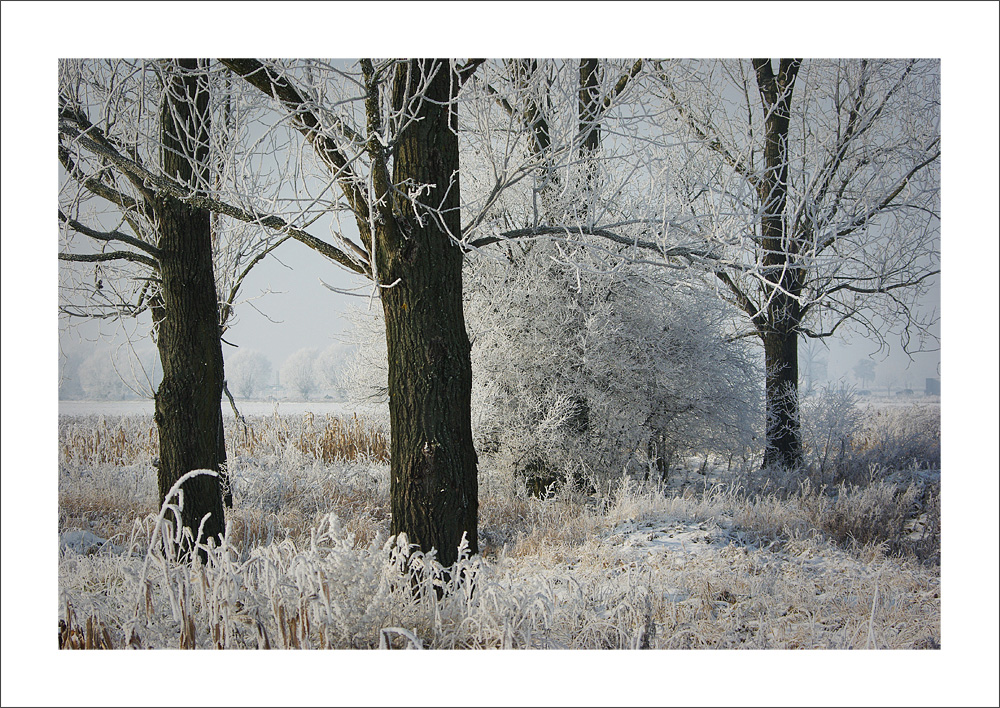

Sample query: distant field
[58,398,356,418]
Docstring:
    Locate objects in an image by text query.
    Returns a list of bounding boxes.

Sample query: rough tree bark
[221,58,479,565]
[153,58,228,549]
[377,59,479,565]
[753,58,803,469]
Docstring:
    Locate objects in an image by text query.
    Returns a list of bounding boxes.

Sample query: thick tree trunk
[754,58,804,469]
[378,59,478,567]
[762,310,802,469]
[153,59,228,551]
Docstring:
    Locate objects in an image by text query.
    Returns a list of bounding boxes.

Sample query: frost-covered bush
[341,242,761,492]
[315,342,355,400]
[795,386,940,487]
[467,242,760,489]
[853,403,941,472]
[797,387,940,485]
[800,384,864,475]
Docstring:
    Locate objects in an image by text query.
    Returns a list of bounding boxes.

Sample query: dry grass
[228,412,389,465]
[59,412,390,545]
[57,403,940,650]
[59,412,389,469]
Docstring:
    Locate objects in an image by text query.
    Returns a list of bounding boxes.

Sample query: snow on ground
[54,399,943,653]
[59,529,131,557]
[604,513,721,560]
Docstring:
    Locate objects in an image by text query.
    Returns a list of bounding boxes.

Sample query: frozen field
[58,398,355,418]
[53,399,945,654]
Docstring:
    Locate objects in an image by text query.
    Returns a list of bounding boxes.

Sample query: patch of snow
[59,529,125,556]
[604,513,727,560]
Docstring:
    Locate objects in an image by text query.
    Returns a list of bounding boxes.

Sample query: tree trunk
[578,58,602,218]
[378,59,478,567]
[153,59,228,551]
[579,58,601,154]
[762,313,801,468]
[754,58,804,469]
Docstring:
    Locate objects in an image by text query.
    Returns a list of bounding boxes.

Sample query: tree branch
[824,142,941,247]
[715,270,764,328]
[58,142,154,226]
[59,250,159,269]
[603,59,643,111]
[59,100,157,206]
[58,210,160,258]
[219,234,293,329]
[60,119,371,276]
[456,58,487,87]
[659,68,760,191]
[471,225,719,263]
[360,58,395,241]
[821,269,940,296]
[218,58,373,241]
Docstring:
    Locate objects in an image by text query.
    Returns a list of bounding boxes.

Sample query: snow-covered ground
[54,401,942,652]
[41,395,999,704]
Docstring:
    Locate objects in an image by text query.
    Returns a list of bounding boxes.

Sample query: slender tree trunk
[378,59,478,567]
[578,58,602,218]
[153,59,228,550]
[511,59,558,225]
[579,58,601,154]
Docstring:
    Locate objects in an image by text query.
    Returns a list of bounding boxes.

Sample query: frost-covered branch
[58,209,160,258]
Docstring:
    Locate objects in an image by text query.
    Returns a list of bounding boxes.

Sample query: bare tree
[209,59,482,565]
[315,342,352,395]
[68,57,822,565]
[656,58,940,467]
[212,58,684,565]
[853,358,877,389]
[58,59,289,546]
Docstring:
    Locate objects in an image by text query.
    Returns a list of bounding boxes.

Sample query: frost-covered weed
[60,412,390,546]
[724,392,942,564]
[60,414,159,466]
[801,385,864,476]
[798,390,939,485]
[60,416,160,540]
[853,402,941,473]
[59,406,940,649]
[59,488,939,649]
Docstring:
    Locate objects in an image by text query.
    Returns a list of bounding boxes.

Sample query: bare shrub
[797,390,940,486]
[853,403,941,473]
